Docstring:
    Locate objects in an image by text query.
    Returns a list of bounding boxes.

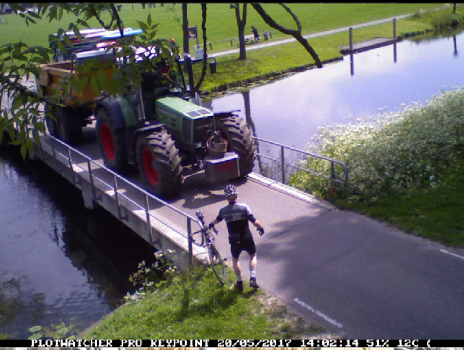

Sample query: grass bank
[81,265,329,339]
[288,88,464,248]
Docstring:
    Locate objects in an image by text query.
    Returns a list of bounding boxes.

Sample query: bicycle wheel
[208,243,228,285]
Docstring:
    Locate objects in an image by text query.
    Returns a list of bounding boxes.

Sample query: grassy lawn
[0,3,442,50]
[82,266,326,339]
[195,16,435,92]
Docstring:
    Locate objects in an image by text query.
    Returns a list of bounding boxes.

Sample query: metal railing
[252,136,348,186]
[35,134,205,266]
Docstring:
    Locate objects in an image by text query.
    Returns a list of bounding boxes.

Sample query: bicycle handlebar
[195,209,218,235]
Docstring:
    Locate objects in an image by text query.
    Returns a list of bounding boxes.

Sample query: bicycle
[193,209,228,285]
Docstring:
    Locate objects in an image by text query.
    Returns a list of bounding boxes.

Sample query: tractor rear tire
[95,106,129,173]
[136,130,183,198]
[44,105,59,138]
[47,107,83,145]
[215,114,256,177]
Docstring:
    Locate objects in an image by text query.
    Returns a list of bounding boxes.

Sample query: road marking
[440,249,464,261]
[293,297,344,328]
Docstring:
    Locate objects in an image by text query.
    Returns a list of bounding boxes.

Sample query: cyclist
[209,184,265,291]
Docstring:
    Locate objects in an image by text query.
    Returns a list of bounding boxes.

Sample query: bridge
[23,122,346,271]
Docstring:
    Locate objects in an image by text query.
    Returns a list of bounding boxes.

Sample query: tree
[0,3,198,158]
[180,3,209,94]
[231,3,248,60]
[193,3,209,91]
[251,3,322,68]
[182,4,190,55]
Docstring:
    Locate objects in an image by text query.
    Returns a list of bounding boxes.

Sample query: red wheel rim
[143,147,159,186]
[101,123,115,160]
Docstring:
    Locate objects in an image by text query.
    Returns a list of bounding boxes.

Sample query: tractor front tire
[215,114,256,177]
[95,107,129,173]
[136,130,183,198]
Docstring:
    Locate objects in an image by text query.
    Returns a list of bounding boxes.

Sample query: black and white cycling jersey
[215,202,257,242]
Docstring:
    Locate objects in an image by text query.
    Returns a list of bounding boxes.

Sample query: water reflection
[205,30,464,183]
[350,42,398,76]
[0,145,156,339]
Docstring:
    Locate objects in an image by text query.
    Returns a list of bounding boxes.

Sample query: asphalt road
[48,126,464,339]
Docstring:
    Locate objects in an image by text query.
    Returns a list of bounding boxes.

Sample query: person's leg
[233,257,242,279]
[246,240,259,288]
[249,253,257,278]
[231,243,243,291]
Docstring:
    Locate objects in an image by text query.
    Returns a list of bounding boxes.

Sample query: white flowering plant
[125,249,179,302]
[289,88,464,203]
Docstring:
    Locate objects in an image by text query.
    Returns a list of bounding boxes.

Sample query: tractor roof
[156,97,213,118]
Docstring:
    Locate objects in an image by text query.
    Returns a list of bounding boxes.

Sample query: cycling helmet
[224,184,238,198]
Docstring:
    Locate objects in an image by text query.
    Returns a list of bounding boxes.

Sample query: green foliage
[411,5,464,31]
[27,320,81,340]
[125,249,180,303]
[342,161,464,247]
[290,88,464,203]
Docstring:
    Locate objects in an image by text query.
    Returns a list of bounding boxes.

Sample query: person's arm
[209,211,222,229]
[246,205,264,236]
[253,219,265,235]
[252,219,263,230]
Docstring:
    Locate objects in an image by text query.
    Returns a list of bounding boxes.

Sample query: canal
[0,145,156,338]
[206,30,464,151]
[1,29,463,338]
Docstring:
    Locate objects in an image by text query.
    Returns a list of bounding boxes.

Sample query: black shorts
[230,238,256,259]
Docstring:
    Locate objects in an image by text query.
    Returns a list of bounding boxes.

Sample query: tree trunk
[251,3,322,68]
[193,3,208,91]
[182,4,189,54]
[182,3,194,93]
[235,4,247,60]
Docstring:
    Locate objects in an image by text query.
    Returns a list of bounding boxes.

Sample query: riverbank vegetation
[289,88,464,247]
[82,263,326,339]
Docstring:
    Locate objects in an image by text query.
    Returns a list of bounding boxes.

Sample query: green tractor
[43,48,256,198]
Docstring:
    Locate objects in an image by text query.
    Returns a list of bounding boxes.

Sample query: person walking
[209,184,265,291]
[251,26,260,43]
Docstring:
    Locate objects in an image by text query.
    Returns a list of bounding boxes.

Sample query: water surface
[0,146,156,338]
[207,31,464,150]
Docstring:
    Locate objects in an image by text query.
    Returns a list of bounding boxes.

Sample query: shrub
[290,88,464,203]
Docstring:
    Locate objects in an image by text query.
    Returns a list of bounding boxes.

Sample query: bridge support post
[82,191,95,210]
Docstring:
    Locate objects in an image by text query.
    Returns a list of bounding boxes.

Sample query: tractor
[39,45,256,198]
